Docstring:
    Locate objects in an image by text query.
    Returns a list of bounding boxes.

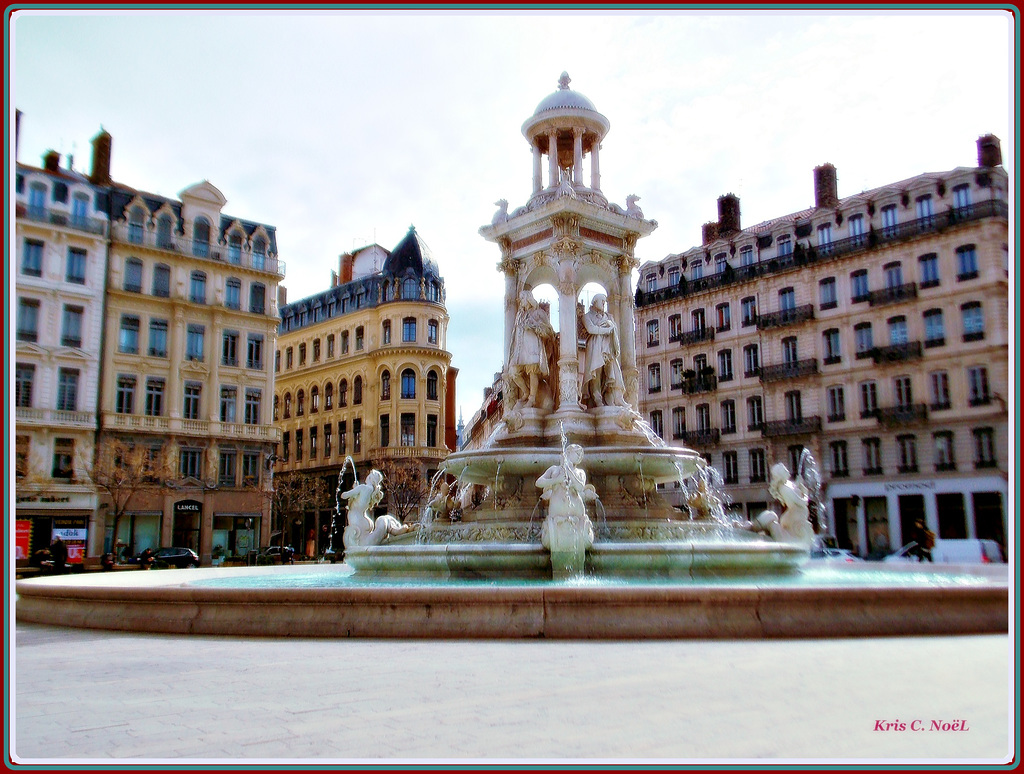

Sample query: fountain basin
[15,564,1008,639]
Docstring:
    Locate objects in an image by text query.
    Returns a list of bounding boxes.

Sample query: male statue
[582,293,626,408]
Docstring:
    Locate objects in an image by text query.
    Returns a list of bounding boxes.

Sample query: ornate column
[572,127,584,186]
[615,250,640,409]
[498,247,519,372]
[555,247,581,410]
[547,130,558,189]
[532,143,543,194]
[591,142,602,191]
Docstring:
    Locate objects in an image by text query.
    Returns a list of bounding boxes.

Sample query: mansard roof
[382,225,439,277]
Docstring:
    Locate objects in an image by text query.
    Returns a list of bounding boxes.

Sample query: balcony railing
[678,327,715,346]
[681,429,720,446]
[635,199,1008,308]
[868,282,918,307]
[761,416,823,438]
[16,407,96,428]
[870,341,923,364]
[677,374,718,394]
[759,358,819,383]
[876,403,928,427]
[370,446,449,461]
[111,222,286,276]
[102,413,280,442]
[756,304,815,330]
[16,203,107,236]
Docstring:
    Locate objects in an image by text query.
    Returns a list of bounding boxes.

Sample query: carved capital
[497,256,521,277]
[552,214,579,239]
[622,232,639,254]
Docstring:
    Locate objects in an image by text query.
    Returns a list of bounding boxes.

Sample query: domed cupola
[521,72,611,198]
[382,224,438,278]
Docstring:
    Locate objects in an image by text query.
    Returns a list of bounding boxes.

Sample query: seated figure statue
[342,469,414,548]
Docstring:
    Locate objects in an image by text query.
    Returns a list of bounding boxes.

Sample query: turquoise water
[188,565,995,590]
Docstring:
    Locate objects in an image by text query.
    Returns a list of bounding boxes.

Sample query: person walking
[49,536,68,574]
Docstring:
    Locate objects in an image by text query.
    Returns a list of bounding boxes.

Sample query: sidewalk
[11,623,1013,764]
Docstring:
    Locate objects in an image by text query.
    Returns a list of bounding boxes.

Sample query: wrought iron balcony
[678,327,715,346]
[876,403,928,427]
[681,428,720,446]
[759,358,819,383]
[678,374,718,394]
[761,416,822,438]
[870,341,923,364]
[868,282,918,307]
[110,222,286,276]
[16,203,107,236]
[756,304,815,330]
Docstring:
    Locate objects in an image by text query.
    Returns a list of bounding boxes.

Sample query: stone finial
[558,72,571,90]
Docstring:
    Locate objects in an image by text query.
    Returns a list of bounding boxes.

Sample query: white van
[932,538,1005,564]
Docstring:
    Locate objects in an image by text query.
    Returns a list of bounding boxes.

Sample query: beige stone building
[273,227,456,551]
[95,129,284,563]
[637,135,1008,558]
[14,139,109,566]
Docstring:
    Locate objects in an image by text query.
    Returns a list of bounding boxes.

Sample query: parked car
[882,542,922,563]
[257,544,295,564]
[152,547,200,569]
[932,538,1005,564]
[810,547,864,563]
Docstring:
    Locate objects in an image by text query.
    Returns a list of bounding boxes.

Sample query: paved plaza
[10,623,1014,765]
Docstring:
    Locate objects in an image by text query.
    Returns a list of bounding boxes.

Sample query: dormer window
[193,217,211,257]
[128,206,146,244]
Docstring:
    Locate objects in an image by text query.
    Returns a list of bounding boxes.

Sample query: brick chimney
[90,129,112,185]
[43,150,60,172]
[717,193,741,234]
[339,253,354,284]
[701,221,720,245]
[977,134,1002,168]
[814,164,838,209]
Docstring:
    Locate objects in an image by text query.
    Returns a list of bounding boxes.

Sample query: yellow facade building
[637,135,1009,559]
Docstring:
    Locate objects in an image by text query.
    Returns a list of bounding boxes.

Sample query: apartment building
[636,135,1009,558]
[14,144,109,565]
[95,129,284,563]
[274,227,456,548]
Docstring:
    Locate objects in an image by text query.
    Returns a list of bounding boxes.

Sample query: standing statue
[342,469,414,548]
[507,290,556,410]
[536,441,597,577]
[581,294,627,408]
[748,462,816,546]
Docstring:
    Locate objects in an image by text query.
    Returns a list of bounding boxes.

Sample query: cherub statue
[536,442,597,560]
[342,469,414,548]
[748,460,816,546]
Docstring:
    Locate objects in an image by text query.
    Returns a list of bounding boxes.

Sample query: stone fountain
[342,73,813,580]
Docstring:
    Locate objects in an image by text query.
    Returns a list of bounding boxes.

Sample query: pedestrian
[139,547,155,570]
[49,536,68,574]
[914,519,936,562]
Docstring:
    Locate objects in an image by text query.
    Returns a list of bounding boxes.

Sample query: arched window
[252,236,267,270]
[381,370,391,400]
[297,389,305,416]
[324,382,333,410]
[128,206,145,244]
[284,392,291,419]
[353,376,363,405]
[382,320,391,345]
[228,232,244,264]
[403,277,419,299]
[193,217,211,257]
[427,370,439,401]
[157,214,174,249]
[401,369,416,399]
[427,281,440,302]
[310,385,319,413]
[338,379,348,407]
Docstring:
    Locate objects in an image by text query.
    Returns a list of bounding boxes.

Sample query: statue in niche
[581,294,627,408]
[342,469,415,548]
[507,290,557,411]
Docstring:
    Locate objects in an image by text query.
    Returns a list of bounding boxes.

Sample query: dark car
[257,545,295,564]
[152,547,200,569]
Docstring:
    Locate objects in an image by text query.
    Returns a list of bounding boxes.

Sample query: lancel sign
[174,499,203,515]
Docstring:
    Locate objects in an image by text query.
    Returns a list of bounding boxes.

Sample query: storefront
[15,491,97,567]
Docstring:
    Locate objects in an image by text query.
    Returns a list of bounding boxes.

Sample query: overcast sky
[10,9,1013,424]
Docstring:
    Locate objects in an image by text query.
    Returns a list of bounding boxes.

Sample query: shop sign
[174,499,203,515]
[884,481,936,493]
[16,520,32,560]
[52,517,87,564]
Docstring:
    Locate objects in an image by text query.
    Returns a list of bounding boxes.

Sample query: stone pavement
[10,623,1013,765]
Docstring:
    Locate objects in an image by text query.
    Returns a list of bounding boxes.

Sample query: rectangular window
[924,309,945,347]
[743,344,759,377]
[722,451,739,485]
[826,385,845,422]
[716,303,731,331]
[401,413,415,446]
[17,298,40,342]
[179,449,202,479]
[355,327,364,350]
[819,277,837,309]
[15,363,35,408]
[741,297,756,326]
[881,204,898,236]
[309,427,318,459]
[324,424,333,458]
[854,323,873,357]
[830,441,849,477]
[669,315,683,340]
[428,320,439,345]
[327,335,335,359]
[219,450,237,487]
[897,435,918,473]
[341,331,349,354]
[115,375,136,414]
[888,317,908,346]
[649,410,664,439]
[967,366,990,405]
[338,421,347,455]
[147,319,168,357]
[353,418,362,453]
[848,214,865,244]
[782,337,798,364]
[183,382,202,420]
[672,407,685,438]
[816,224,832,252]
[961,303,984,341]
[717,349,733,381]
[244,389,261,425]
[52,438,74,479]
[22,239,44,276]
[187,325,205,361]
[747,396,763,430]
[915,195,933,224]
[930,371,951,410]
[648,363,662,392]
[144,378,165,417]
[720,400,736,434]
[919,253,940,288]
[784,391,803,422]
[863,438,882,475]
[61,305,84,348]
[973,428,996,468]
[779,288,795,312]
[670,359,685,389]
[226,279,241,310]
[220,387,237,423]
[56,368,79,411]
[427,414,438,447]
[695,404,710,432]
[749,448,766,483]
[119,315,140,353]
[647,319,660,346]
[298,343,306,365]
[740,245,755,266]
[249,283,266,314]
[153,264,171,297]
[402,318,416,342]
[894,375,913,408]
[934,431,955,471]
[295,429,304,462]
[379,415,390,447]
[851,270,869,302]
[247,334,264,369]
[66,247,87,284]
[823,329,841,364]
[190,272,207,304]
[859,381,878,418]
[952,184,971,210]
[956,245,978,280]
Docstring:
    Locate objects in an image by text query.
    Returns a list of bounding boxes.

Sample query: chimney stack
[43,150,60,172]
[814,164,838,209]
[701,221,720,245]
[717,193,741,234]
[90,129,112,185]
[977,134,1002,168]
[339,253,354,284]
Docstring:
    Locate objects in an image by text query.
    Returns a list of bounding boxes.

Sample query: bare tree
[375,459,429,524]
[87,438,171,558]
[267,471,329,556]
